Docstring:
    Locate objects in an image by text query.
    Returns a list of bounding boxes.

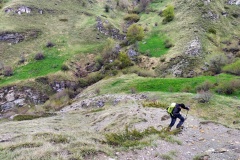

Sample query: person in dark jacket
[168,103,189,131]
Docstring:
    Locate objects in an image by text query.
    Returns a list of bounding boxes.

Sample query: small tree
[118,52,132,69]
[162,5,175,23]
[3,66,13,77]
[127,24,144,44]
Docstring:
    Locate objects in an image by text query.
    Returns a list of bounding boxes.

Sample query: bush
[46,41,55,48]
[139,0,151,12]
[35,52,45,60]
[127,24,144,44]
[118,52,132,69]
[104,5,110,12]
[223,59,240,75]
[195,90,213,103]
[124,14,140,22]
[3,66,13,77]
[162,5,175,24]
[195,81,214,92]
[61,64,69,71]
[78,78,89,88]
[164,40,173,48]
[215,80,240,95]
[89,73,104,84]
[207,53,228,74]
[13,115,40,121]
[208,28,217,34]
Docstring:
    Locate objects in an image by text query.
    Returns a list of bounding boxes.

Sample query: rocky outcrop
[227,0,240,5]
[0,30,41,44]
[0,32,24,44]
[0,86,49,112]
[185,37,202,56]
[96,17,126,40]
[50,81,78,92]
[4,5,44,15]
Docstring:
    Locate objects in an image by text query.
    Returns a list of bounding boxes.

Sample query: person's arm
[179,103,189,110]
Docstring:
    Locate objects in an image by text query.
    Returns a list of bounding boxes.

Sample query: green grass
[139,33,169,57]
[0,47,65,85]
[101,74,240,97]
[105,126,180,148]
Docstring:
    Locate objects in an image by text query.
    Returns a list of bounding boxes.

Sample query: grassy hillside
[0,0,239,125]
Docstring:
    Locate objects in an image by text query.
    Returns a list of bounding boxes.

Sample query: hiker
[167,103,189,131]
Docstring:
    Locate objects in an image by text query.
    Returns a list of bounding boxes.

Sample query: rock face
[227,0,240,5]
[0,32,24,44]
[96,17,126,40]
[50,81,78,92]
[0,86,49,112]
[0,30,41,44]
[185,38,202,56]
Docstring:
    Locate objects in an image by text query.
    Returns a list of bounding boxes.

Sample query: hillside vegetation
[0,0,240,159]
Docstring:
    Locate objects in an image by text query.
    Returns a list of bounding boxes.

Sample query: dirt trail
[62,94,240,160]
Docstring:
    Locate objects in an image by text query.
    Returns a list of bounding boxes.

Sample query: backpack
[167,103,176,115]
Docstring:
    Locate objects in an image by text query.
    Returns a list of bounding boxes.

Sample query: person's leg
[169,115,177,128]
[176,114,185,128]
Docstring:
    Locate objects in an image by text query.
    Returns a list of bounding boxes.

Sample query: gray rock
[13,99,25,107]
[161,115,170,121]
[5,91,15,102]
[185,37,201,56]
[205,148,215,154]
[1,102,15,111]
[128,49,138,58]
[214,148,228,153]
[97,101,105,108]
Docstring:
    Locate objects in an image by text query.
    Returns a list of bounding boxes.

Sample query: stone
[161,115,170,121]
[13,99,25,107]
[5,92,15,102]
[205,148,215,154]
[97,100,105,108]
[214,148,228,153]
[1,102,15,111]
[185,37,201,56]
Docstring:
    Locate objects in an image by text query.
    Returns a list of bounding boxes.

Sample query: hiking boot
[176,126,184,130]
[166,126,171,132]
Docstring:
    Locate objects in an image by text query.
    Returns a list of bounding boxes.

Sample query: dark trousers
[169,114,185,128]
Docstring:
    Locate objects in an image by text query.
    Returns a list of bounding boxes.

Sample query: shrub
[164,40,173,48]
[61,64,69,71]
[78,78,89,88]
[223,59,240,75]
[207,53,228,74]
[102,38,119,61]
[35,52,45,60]
[208,28,217,34]
[139,0,151,12]
[127,24,144,44]
[195,81,214,92]
[162,5,175,24]
[215,80,240,95]
[142,100,167,108]
[46,41,55,48]
[232,13,239,18]
[104,5,110,12]
[3,66,13,76]
[195,90,213,103]
[124,14,140,22]
[105,126,179,148]
[118,52,132,69]
[13,115,40,121]
[86,72,104,85]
